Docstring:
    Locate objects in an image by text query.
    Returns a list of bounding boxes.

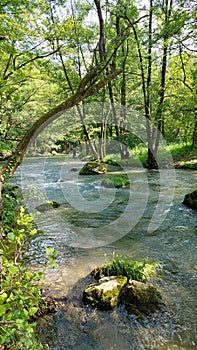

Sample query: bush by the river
[1,185,58,349]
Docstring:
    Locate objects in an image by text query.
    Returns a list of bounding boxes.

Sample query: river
[13,156,197,350]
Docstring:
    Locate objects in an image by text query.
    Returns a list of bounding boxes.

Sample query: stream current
[13,156,197,350]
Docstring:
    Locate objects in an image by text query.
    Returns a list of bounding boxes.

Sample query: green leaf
[7,232,15,242]
[28,307,38,316]
[45,246,55,256]
[0,305,7,316]
[0,292,7,305]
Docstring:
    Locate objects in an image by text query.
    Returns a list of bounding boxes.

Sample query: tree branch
[179,45,193,92]
[3,46,63,80]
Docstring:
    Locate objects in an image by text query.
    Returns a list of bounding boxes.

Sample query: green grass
[103,145,147,168]
[92,256,158,283]
[166,143,197,169]
[103,142,197,169]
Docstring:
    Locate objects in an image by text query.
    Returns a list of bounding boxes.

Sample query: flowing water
[13,156,197,350]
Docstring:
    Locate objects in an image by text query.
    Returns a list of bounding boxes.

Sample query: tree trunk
[191,111,197,150]
[0,67,122,179]
[145,0,157,168]
[58,49,99,160]
[154,0,173,158]
[94,0,108,160]
[147,0,173,168]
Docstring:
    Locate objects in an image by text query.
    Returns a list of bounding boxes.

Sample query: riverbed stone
[83,276,127,310]
[182,189,197,209]
[79,161,107,175]
[35,201,60,212]
[120,279,163,314]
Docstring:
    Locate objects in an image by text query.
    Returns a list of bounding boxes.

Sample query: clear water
[13,156,197,350]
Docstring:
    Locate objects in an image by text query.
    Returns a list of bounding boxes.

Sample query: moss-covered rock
[101,174,130,188]
[120,280,163,314]
[83,258,163,314]
[83,276,127,310]
[79,161,107,175]
[182,189,197,209]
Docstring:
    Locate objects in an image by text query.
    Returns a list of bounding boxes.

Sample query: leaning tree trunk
[0,67,122,180]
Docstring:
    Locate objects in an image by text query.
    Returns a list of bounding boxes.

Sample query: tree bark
[94,0,108,159]
[146,0,158,169]
[191,111,197,150]
[154,0,173,158]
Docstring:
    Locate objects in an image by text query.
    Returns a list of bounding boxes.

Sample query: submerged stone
[182,189,197,209]
[83,276,127,310]
[35,201,60,212]
[79,161,107,175]
[101,175,130,188]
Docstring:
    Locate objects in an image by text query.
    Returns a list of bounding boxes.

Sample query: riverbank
[168,143,197,169]
[102,143,197,170]
[1,142,196,170]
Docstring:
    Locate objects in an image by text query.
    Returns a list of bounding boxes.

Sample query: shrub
[0,185,44,349]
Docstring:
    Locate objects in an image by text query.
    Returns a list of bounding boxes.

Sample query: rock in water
[35,201,60,212]
[83,276,127,310]
[120,279,163,314]
[79,161,107,175]
[182,189,197,209]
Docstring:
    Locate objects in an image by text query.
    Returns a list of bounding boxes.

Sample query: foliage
[0,261,43,349]
[0,186,44,349]
[45,246,59,269]
[93,255,158,283]
[0,0,196,170]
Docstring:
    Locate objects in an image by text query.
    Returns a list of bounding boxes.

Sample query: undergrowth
[103,142,197,169]
[0,184,56,349]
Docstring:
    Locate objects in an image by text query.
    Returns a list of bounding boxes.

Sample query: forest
[0,0,196,349]
[0,0,196,171]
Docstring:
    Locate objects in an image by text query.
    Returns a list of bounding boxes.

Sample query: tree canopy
[0,0,196,174]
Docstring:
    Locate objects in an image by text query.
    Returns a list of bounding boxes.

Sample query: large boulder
[182,190,197,209]
[79,161,107,175]
[83,259,163,315]
[83,276,127,310]
[120,279,163,314]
